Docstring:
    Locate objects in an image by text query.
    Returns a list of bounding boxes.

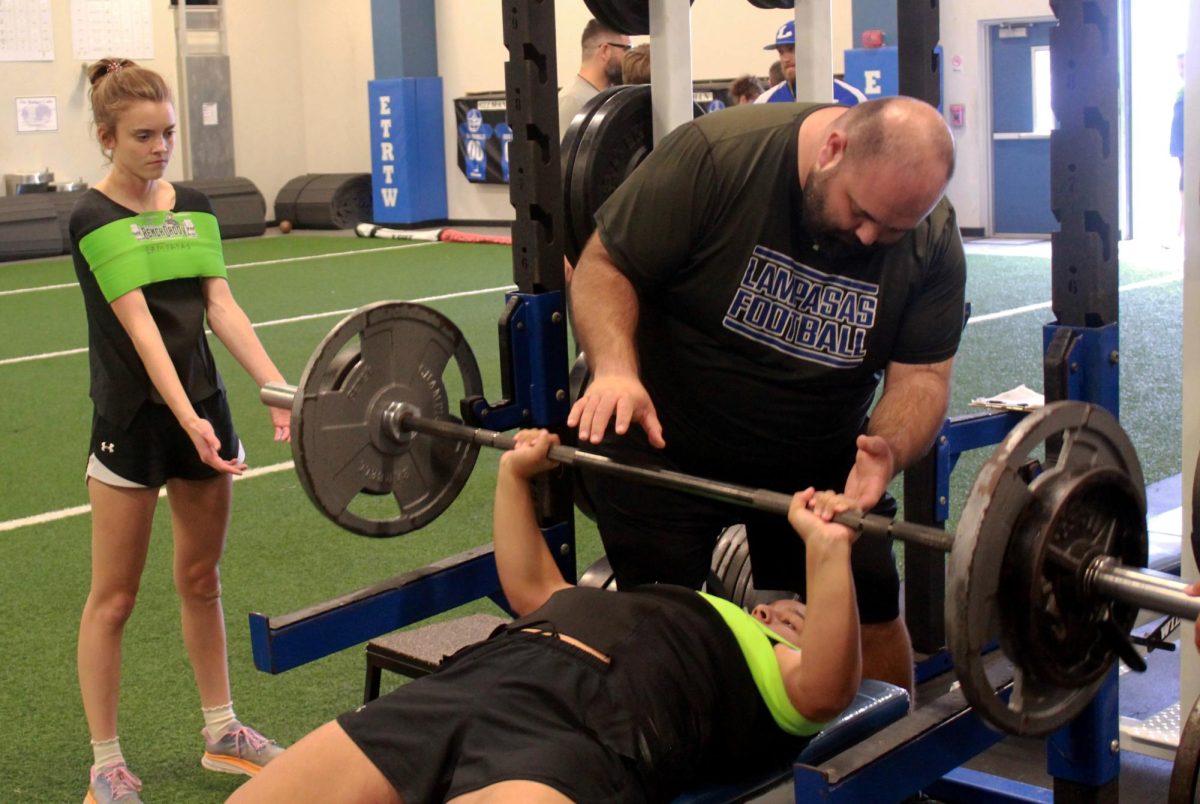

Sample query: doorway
[1128,0,1189,244]
[987,20,1058,236]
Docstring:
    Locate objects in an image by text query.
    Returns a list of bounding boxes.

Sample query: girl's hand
[269,405,291,442]
[499,429,560,481]
[185,417,246,475]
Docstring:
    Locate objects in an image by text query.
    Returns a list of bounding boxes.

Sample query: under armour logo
[100,441,115,453]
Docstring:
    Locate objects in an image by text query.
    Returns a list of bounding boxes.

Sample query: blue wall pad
[370,77,448,224]
[844,46,900,99]
[370,0,438,78]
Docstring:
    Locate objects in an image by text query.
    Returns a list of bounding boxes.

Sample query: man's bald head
[800,97,957,255]
[835,96,956,187]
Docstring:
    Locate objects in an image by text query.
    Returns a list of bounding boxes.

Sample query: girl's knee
[174,563,222,603]
[84,589,139,629]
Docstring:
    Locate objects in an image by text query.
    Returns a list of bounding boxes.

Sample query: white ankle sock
[91,736,125,770]
[201,702,237,741]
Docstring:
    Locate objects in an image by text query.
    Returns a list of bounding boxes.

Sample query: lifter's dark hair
[729,74,764,103]
[86,58,173,157]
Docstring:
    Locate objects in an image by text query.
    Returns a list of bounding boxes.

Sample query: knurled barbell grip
[399,413,958,550]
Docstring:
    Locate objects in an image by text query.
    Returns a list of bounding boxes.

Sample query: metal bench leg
[364,660,382,704]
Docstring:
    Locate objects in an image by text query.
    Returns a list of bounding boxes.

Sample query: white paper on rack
[969,384,1045,412]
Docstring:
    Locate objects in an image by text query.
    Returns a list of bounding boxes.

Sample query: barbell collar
[1087,556,1200,621]
[261,382,298,411]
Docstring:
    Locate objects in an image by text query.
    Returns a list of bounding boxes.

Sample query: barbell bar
[264,300,1199,738]
[259,385,1200,627]
[263,381,960,554]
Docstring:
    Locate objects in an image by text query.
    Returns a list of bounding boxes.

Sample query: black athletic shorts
[87,391,241,488]
[581,429,902,624]
[337,632,644,803]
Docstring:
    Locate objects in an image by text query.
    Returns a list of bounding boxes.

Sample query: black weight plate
[1000,467,1147,688]
[1169,693,1200,804]
[711,525,751,599]
[562,86,630,265]
[291,301,484,537]
[584,0,695,34]
[582,0,640,35]
[578,555,619,591]
[582,0,643,35]
[569,85,653,265]
[1192,446,1200,575]
[947,401,1146,736]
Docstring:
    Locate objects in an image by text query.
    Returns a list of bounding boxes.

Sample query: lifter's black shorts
[581,429,902,624]
[87,391,241,488]
[337,632,643,803]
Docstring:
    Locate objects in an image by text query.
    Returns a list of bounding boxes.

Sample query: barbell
[264,300,1200,738]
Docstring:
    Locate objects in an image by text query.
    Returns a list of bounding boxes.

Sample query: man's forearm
[570,235,640,376]
[867,359,953,472]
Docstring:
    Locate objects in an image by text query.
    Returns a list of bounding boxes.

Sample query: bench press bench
[363,613,910,803]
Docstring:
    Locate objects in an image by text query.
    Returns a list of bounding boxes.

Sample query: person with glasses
[558,18,632,140]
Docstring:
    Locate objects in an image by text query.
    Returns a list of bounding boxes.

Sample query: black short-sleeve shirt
[69,186,226,429]
[593,103,966,483]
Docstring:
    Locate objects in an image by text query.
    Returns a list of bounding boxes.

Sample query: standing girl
[71,58,289,804]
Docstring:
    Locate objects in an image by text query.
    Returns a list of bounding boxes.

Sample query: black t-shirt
[69,186,226,429]
[507,585,806,799]
[594,103,966,488]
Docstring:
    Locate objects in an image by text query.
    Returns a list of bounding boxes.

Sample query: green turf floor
[0,234,1184,801]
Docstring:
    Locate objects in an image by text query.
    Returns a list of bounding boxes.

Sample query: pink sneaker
[84,762,143,803]
[201,722,285,776]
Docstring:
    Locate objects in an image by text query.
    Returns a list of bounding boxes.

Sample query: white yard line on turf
[0,284,517,367]
[0,462,295,533]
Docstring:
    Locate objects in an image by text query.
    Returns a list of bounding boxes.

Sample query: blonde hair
[622,44,651,85]
[86,58,173,152]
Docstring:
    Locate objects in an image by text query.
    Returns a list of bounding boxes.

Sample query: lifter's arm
[567,233,664,448]
[774,491,862,723]
[492,430,572,616]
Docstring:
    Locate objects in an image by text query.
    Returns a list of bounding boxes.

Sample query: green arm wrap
[697,592,825,736]
[79,211,227,302]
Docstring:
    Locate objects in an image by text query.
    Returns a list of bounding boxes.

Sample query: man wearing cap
[558,19,632,140]
[567,95,965,695]
[757,20,866,107]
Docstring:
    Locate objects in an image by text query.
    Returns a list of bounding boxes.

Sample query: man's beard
[606,57,624,86]
[802,169,879,261]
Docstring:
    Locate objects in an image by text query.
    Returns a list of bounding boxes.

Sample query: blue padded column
[369,78,447,223]
[371,0,438,78]
[368,0,446,224]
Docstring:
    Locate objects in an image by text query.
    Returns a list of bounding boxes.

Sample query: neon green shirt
[78,210,226,302]
[698,591,825,736]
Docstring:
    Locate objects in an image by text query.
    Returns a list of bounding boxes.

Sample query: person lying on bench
[229,429,864,804]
